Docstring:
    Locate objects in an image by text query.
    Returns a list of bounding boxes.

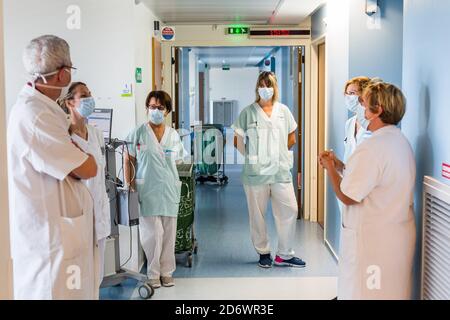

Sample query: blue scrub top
[126,124,186,217]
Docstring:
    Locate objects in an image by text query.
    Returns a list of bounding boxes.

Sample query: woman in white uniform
[343,77,372,163]
[58,82,111,295]
[319,82,416,300]
[125,91,187,289]
[232,71,306,269]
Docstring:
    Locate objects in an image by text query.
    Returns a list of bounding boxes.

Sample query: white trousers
[97,238,106,282]
[243,183,298,260]
[139,216,177,279]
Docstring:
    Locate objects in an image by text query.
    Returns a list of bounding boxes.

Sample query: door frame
[317,42,326,229]
[164,41,314,221]
[311,35,338,260]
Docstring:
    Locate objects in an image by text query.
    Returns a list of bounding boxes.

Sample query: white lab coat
[72,124,111,284]
[343,115,371,164]
[339,125,416,300]
[7,85,97,299]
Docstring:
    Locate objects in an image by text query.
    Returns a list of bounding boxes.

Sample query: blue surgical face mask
[356,104,370,130]
[76,97,96,118]
[148,109,165,125]
[345,95,359,113]
[258,87,274,101]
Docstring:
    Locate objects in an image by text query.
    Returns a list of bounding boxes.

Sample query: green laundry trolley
[175,163,198,267]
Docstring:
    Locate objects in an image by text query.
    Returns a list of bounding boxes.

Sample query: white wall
[209,67,259,120]
[134,2,157,126]
[3,0,144,140]
[0,0,13,300]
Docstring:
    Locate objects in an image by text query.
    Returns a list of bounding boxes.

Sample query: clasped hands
[318,150,345,173]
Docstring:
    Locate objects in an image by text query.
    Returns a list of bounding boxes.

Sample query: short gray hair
[22,35,72,76]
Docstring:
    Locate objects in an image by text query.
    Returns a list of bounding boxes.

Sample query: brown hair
[255,71,279,104]
[362,82,406,125]
[145,90,172,113]
[57,81,87,113]
[344,76,371,95]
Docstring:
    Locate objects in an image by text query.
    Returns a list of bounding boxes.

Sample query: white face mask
[345,95,359,113]
[148,109,165,125]
[30,68,72,100]
[363,107,379,131]
[258,87,274,101]
[356,104,370,130]
[76,97,96,119]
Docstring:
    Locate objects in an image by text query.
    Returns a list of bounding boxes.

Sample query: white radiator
[421,176,450,300]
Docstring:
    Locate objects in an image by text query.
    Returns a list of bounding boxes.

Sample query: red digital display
[270,30,290,36]
[250,29,311,37]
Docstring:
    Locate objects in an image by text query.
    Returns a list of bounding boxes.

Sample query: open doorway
[165,45,337,285]
[173,46,305,177]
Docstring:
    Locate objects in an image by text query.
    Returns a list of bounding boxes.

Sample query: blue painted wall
[311,0,404,260]
[310,0,449,300]
[311,4,327,41]
[349,0,404,87]
[402,0,450,299]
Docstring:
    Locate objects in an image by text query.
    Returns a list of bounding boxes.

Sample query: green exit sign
[227,27,249,35]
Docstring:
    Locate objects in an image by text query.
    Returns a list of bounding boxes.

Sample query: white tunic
[343,115,371,163]
[7,85,97,299]
[71,125,111,241]
[339,125,416,300]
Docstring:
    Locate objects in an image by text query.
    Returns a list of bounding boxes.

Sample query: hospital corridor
[0,0,450,308]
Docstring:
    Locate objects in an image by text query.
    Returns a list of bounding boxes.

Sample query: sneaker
[161,276,175,287]
[258,254,273,268]
[274,256,306,268]
[148,278,161,288]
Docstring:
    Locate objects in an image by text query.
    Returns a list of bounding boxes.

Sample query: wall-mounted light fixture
[366,0,378,16]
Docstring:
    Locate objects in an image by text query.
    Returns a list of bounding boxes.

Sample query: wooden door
[317,43,326,229]
[152,37,162,90]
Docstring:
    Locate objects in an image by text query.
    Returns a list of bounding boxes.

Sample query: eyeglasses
[147,104,166,111]
[63,66,78,76]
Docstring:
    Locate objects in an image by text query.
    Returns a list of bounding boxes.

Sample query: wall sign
[227,27,249,35]
[135,68,142,83]
[161,26,175,41]
[121,83,133,97]
[442,163,450,180]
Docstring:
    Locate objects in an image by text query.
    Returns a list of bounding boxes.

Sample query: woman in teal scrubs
[125,91,187,289]
[232,72,306,269]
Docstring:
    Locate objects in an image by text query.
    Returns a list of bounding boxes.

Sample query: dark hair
[145,90,172,113]
[57,81,87,113]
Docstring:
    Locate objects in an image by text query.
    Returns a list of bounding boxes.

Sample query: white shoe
[148,278,161,288]
[161,276,175,287]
